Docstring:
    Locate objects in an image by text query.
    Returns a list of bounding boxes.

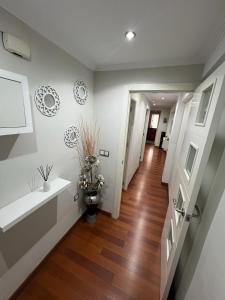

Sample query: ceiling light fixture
[125,31,136,41]
[161,97,165,100]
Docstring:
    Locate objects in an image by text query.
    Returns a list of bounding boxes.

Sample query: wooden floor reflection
[13,145,168,300]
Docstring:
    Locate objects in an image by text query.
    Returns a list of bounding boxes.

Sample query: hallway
[13,145,168,300]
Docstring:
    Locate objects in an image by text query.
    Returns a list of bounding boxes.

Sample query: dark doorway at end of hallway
[146,111,160,144]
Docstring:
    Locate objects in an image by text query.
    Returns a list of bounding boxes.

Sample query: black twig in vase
[37,164,53,181]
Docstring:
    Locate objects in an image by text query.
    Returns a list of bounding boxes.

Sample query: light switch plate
[104,151,109,157]
[99,149,110,157]
[99,150,105,156]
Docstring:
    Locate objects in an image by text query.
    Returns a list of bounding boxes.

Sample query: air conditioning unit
[2,32,31,60]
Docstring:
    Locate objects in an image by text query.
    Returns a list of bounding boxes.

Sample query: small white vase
[43,180,50,192]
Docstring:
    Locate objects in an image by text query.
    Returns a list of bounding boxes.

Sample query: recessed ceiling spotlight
[125,31,136,41]
[153,103,156,106]
[161,97,165,100]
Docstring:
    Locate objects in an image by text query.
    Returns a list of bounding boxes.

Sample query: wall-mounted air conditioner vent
[2,32,31,60]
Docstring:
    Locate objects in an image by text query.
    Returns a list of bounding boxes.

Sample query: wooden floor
[13,145,168,300]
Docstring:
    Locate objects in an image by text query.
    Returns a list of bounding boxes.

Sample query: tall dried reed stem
[76,120,100,166]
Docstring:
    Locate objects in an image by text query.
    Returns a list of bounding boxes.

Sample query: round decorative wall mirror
[70,131,76,141]
[35,86,60,117]
[73,80,88,105]
[44,94,56,108]
[78,86,86,100]
[64,125,79,148]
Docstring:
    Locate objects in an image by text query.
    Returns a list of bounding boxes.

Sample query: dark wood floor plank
[45,259,103,299]
[101,248,160,281]
[35,269,84,300]
[50,251,132,300]
[113,271,159,300]
[60,247,114,283]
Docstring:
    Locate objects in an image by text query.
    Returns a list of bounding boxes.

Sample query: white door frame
[112,83,197,219]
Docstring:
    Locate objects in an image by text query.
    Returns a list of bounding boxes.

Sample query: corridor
[13,145,168,300]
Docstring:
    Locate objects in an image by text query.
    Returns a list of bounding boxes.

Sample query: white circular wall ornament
[64,125,79,148]
[73,80,88,105]
[35,85,60,117]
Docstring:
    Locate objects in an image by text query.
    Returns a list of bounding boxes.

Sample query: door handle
[173,199,185,217]
[175,207,185,217]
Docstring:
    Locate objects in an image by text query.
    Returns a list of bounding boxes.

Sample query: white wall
[154,109,170,147]
[94,65,203,214]
[124,93,149,188]
[0,8,94,299]
[203,34,225,77]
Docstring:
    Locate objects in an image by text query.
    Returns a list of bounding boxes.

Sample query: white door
[123,99,136,189]
[161,62,225,300]
[140,108,150,161]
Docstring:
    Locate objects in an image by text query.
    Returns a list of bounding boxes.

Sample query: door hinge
[186,204,201,222]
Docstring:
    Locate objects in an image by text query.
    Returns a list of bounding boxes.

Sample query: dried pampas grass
[76,120,100,165]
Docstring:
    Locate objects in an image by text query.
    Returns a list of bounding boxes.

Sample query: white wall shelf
[0,177,71,232]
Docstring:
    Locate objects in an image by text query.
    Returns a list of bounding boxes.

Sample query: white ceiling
[143,92,179,108]
[1,0,225,71]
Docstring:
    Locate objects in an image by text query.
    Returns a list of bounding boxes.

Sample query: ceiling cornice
[95,60,203,72]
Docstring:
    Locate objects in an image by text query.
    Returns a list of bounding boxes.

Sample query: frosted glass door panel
[185,144,197,178]
[175,187,185,225]
[0,77,26,128]
[196,84,213,125]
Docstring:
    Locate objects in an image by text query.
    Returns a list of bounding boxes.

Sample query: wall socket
[99,149,110,157]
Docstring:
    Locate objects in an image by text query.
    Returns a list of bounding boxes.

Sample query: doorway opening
[122,91,180,192]
[146,111,160,144]
[113,83,195,220]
